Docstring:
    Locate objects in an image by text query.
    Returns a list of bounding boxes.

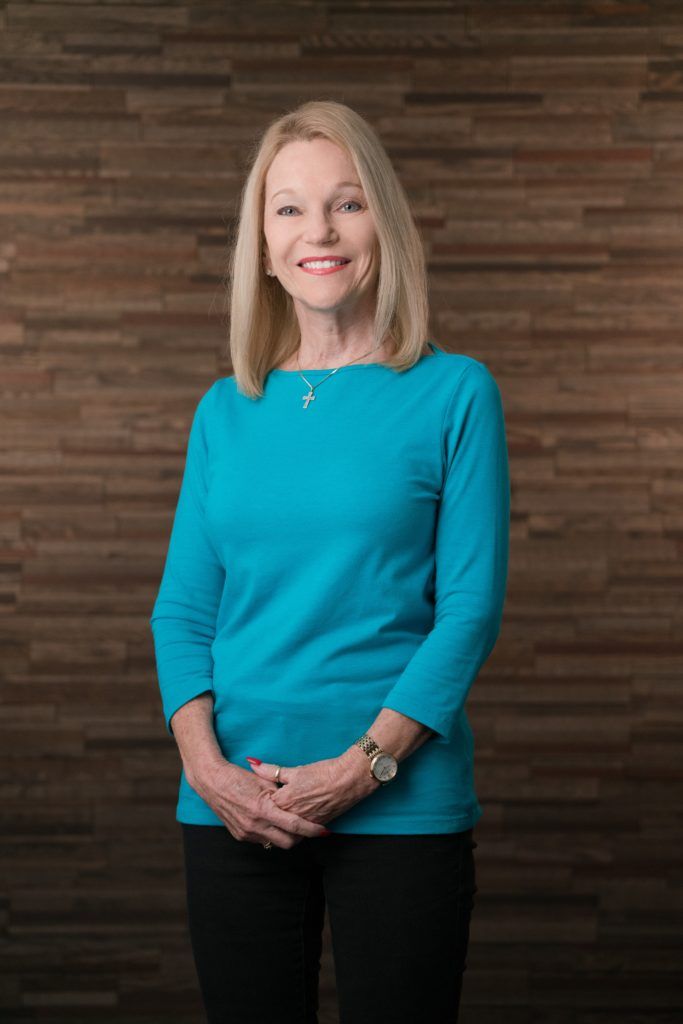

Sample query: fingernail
[246,757,262,765]
[321,829,333,836]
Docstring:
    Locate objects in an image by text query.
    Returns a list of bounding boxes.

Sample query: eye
[276,199,363,216]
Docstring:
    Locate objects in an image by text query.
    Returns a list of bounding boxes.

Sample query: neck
[280,338,393,371]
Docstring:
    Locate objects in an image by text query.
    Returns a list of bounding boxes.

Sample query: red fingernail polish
[246,757,262,765]
[321,829,333,836]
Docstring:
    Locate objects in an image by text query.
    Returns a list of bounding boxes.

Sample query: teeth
[300,259,347,269]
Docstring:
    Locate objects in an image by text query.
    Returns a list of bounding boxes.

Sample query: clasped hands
[247,748,379,831]
[190,746,381,849]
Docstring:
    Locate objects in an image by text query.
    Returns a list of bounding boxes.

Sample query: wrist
[185,754,231,793]
[339,745,382,794]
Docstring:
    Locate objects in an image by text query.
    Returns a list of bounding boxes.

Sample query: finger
[282,809,328,839]
[259,796,327,839]
[246,758,289,785]
[256,821,302,849]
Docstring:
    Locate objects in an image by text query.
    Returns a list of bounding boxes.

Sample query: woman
[150,100,510,1024]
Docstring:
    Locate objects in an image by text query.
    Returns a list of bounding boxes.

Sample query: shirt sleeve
[380,360,510,743]
[149,385,226,737]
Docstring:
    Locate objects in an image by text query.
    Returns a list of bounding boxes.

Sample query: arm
[373,360,510,745]
[149,386,226,745]
[170,692,228,790]
[338,707,435,789]
[152,436,333,841]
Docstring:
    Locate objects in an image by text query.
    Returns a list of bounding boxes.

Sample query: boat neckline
[268,340,442,374]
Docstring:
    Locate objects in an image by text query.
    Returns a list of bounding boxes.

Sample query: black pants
[181,823,478,1024]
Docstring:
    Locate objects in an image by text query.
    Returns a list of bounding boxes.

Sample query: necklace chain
[296,340,387,409]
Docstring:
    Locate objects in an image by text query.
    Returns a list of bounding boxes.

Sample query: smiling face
[262,138,380,316]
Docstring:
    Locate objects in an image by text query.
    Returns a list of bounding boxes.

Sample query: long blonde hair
[222,100,430,399]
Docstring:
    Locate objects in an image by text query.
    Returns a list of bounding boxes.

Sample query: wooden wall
[1,2,681,1022]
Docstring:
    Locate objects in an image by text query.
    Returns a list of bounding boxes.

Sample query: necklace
[296,339,387,409]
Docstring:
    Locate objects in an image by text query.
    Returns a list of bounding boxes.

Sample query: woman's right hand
[188,759,329,849]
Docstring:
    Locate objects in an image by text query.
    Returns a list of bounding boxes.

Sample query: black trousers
[181,822,478,1024]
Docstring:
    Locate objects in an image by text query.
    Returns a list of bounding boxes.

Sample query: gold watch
[354,733,398,785]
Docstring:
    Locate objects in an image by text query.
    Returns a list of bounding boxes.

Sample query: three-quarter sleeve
[149,386,225,736]
[380,360,510,743]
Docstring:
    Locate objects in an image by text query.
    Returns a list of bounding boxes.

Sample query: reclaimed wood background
[1,1,681,1022]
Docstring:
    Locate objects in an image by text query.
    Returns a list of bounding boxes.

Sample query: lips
[297,257,351,267]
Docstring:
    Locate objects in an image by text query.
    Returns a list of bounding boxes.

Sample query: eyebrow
[269,181,363,202]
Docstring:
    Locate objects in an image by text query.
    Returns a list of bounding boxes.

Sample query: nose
[301,212,338,245]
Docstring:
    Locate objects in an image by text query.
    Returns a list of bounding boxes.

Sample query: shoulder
[194,375,234,418]
[435,352,506,465]
[430,347,502,404]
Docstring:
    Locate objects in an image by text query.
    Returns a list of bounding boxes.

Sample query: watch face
[372,753,398,782]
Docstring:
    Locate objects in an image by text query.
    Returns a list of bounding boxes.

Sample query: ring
[263,765,282,848]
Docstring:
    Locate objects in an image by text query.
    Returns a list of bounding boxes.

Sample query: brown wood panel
[1,2,681,1021]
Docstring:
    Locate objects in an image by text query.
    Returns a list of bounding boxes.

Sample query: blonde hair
[222,100,430,399]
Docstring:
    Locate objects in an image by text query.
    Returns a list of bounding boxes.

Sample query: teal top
[149,341,510,833]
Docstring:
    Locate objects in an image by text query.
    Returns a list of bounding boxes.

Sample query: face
[262,138,380,315]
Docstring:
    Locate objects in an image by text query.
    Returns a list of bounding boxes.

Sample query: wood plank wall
[1,2,681,1022]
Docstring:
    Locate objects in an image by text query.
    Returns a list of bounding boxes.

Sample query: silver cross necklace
[296,339,387,409]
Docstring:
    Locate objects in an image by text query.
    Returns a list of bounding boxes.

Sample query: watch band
[354,732,398,785]
[355,733,383,760]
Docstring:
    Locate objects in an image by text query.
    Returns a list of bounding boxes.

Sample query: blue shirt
[149,341,510,833]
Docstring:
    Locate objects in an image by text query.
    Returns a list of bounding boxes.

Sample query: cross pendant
[302,389,316,409]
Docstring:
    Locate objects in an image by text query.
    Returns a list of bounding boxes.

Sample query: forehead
[265,139,361,195]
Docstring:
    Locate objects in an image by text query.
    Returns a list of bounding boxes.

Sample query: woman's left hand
[246,751,377,827]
